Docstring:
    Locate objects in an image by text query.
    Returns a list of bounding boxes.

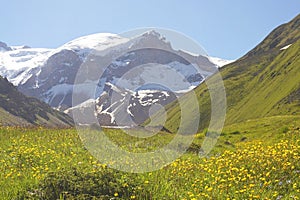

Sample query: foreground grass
[0,116,299,199]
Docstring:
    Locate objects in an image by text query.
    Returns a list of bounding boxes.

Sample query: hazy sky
[1,0,299,60]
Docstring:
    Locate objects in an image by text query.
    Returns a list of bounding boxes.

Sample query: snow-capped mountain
[0,31,226,126]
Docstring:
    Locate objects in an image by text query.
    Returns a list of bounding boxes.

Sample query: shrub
[230,130,241,135]
[17,168,138,200]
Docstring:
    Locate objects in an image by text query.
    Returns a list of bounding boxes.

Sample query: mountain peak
[59,33,129,51]
[141,30,164,38]
[139,30,169,44]
[244,14,300,58]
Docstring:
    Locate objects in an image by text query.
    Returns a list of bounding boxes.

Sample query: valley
[0,11,299,200]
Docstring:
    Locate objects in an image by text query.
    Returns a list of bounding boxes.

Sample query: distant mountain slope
[162,14,300,133]
[0,76,73,127]
[0,31,223,126]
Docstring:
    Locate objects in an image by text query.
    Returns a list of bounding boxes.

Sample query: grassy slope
[225,39,300,123]
[0,76,73,127]
[163,14,300,133]
[193,115,300,154]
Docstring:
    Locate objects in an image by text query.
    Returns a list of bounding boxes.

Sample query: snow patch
[57,33,129,58]
[280,44,292,50]
[178,49,200,57]
[208,56,235,67]
[0,48,53,85]
[44,81,98,104]
[175,85,197,93]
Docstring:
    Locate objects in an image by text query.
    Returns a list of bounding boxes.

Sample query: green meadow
[0,115,299,199]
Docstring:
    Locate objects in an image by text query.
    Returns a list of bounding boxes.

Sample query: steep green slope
[163,14,300,133]
[0,76,73,127]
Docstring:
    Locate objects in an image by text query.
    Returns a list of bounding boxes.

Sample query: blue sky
[1,0,299,60]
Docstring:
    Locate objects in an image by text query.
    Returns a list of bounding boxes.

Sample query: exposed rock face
[18,49,82,108]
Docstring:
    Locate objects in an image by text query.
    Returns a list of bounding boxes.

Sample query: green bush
[230,130,241,135]
[17,168,138,200]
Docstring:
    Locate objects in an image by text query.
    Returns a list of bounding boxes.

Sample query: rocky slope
[0,76,73,127]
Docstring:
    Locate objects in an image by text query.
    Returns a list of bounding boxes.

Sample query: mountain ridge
[1,30,228,126]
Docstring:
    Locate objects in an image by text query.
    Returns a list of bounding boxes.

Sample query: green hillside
[0,76,73,127]
[163,14,300,133]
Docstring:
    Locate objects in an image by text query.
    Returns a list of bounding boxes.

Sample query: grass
[0,115,299,199]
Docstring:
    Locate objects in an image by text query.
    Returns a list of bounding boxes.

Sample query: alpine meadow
[0,7,300,200]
